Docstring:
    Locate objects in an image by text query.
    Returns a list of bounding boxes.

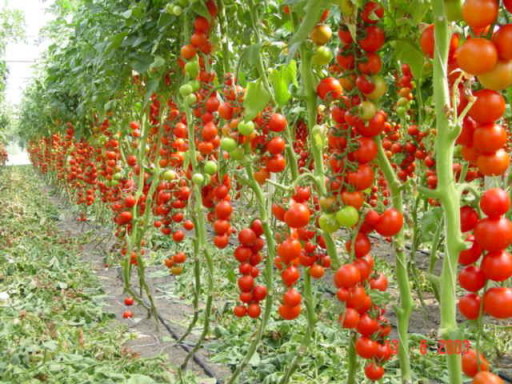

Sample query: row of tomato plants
[23,0,512,383]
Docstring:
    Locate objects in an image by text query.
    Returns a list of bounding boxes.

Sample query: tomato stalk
[430,1,467,382]
[376,136,413,383]
[121,110,158,318]
[180,105,215,370]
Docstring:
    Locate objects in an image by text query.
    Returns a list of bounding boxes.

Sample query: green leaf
[249,351,261,367]
[269,60,297,106]
[243,79,271,120]
[130,55,154,74]
[393,40,425,79]
[192,2,211,20]
[126,374,156,384]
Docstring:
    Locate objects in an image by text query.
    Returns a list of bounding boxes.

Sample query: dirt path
[40,173,231,383]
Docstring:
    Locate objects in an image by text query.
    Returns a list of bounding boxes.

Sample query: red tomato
[317,77,343,100]
[238,275,254,292]
[284,203,310,228]
[374,208,403,237]
[278,304,301,320]
[480,188,510,218]
[480,250,512,281]
[483,287,512,318]
[267,137,286,154]
[477,149,510,176]
[472,123,507,154]
[247,303,261,318]
[461,206,479,232]
[356,313,379,336]
[238,228,257,246]
[468,89,505,124]
[350,137,378,164]
[268,113,287,132]
[492,24,512,60]
[364,363,385,381]
[462,0,498,29]
[458,293,481,320]
[334,264,361,288]
[361,1,384,24]
[459,235,483,265]
[233,305,247,317]
[283,288,302,306]
[458,265,487,292]
[462,349,490,377]
[358,26,385,53]
[472,372,504,384]
[456,38,497,75]
[339,308,360,329]
[281,265,300,286]
[355,337,378,359]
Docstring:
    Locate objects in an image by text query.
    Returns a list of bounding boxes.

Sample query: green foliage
[0,166,194,383]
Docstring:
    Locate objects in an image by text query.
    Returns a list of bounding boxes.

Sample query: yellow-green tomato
[192,173,204,185]
[335,206,359,227]
[179,84,193,97]
[230,147,245,161]
[204,160,218,175]
[359,101,377,121]
[186,93,197,105]
[161,169,177,180]
[220,137,237,152]
[319,213,340,233]
[366,76,387,100]
[312,46,333,66]
[238,121,255,136]
[185,61,199,78]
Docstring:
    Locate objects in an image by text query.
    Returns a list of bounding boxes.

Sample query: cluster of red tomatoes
[459,188,512,321]
[274,190,332,320]
[233,220,267,318]
[421,1,511,178]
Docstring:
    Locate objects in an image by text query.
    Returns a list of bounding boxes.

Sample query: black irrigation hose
[112,265,223,384]
[154,309,222,384]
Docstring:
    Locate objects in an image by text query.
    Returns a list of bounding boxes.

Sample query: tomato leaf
[269,60,297,106]
[393,40,425,79]
[243,79,271,120]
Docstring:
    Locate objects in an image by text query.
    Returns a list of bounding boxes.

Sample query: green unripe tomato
[238,121,255,136]
[190,80,201,91]
[204,160,218,175]
[186,93,197,105]
[220,137,237,152]
[230,147,245,161]
[185,61,199,78]
[192,173,204,185]
[319,213,340,233]
[335,206,359,228]
[366,76,387,100]
[164,4,174,14]
[312,46,333,66]
[359,101,377,121]
[113,172,123,181]
[161,169,177,180]
[170,5,183,15]
[179,84,193,97]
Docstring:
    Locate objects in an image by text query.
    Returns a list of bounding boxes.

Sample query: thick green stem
[180,106,214,369]
[432,1,466,382]
[376,136,413,383]
[346,333,358,384]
